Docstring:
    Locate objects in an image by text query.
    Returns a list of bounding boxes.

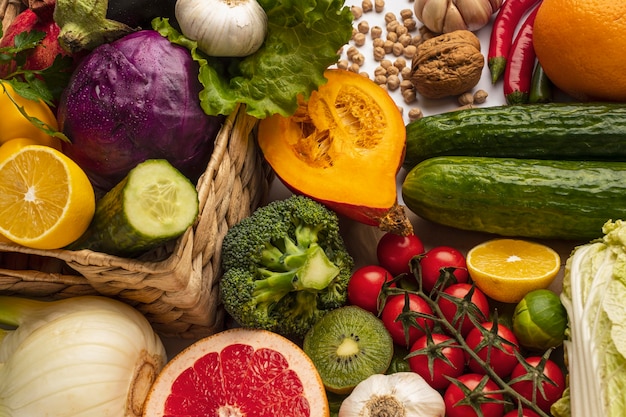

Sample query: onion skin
[57,30,224,191]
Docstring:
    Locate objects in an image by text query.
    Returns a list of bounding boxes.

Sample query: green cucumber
[68,159,199,257]
[403,103,626,169]
[401,156,626,240]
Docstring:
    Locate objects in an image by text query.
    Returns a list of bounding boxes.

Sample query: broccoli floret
[219,195,354,338]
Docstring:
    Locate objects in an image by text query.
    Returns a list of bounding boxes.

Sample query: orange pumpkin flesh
[258,69,411,234]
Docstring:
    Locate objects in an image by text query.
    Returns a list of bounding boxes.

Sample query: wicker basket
[0,0,23,41]
[1,0,273,339]
[0,103,274,339]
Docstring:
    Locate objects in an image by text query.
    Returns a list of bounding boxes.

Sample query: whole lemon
[0,82,61,149]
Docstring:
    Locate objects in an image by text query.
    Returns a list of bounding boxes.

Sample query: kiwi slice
[302,305,394,394]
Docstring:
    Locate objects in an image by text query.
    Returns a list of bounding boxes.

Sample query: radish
[0,0,70,78]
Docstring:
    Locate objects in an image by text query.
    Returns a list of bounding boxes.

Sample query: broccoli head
[219,195,354,338]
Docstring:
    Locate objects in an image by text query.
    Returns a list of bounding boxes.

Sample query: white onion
[0,296,167,417]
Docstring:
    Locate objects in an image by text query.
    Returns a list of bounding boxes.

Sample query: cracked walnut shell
[410,30,484,99]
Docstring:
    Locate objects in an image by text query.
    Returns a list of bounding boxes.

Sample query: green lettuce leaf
[154,0,353,119]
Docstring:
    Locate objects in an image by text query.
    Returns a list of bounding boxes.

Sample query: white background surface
[163,0,580,356]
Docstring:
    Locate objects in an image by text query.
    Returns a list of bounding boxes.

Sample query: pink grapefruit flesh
[142,328,330,417]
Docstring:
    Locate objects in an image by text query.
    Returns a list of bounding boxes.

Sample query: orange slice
[466,238,561,303]
[0,142,95,249]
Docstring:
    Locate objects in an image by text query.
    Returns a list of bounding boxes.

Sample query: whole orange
[533,0,626,101]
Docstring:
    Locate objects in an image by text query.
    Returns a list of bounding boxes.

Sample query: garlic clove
[488,0,505,13]
[456,0,495,31]
[415,0,448,34]
[441,3,468,33]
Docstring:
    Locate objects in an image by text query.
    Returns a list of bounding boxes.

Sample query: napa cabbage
[552,220,626,417]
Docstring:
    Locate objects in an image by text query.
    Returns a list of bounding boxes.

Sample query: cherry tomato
[509,356,566,413]
[408,333,465,390]
[465,321,520,378]
[443,373,505,417]
[419,245,469,292]
[376,232,425,277]
[437,283,490,337]
[347,265,394,314]
[503,409,541,417]
[380,292,434,347]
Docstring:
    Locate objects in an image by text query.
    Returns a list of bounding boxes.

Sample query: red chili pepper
[503,4,540,105]
[487,0,542,84]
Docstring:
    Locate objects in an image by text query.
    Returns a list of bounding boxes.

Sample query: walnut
[410,30,484,99]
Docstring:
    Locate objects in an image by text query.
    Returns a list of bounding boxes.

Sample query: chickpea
[353,32,367,47]
[392,42,405,57]
[387,74,401,90]
[402,88,417,104]
[373,46,386,61]
[400,9,413,20]
[474,89,489,104]
[371,26,383,40]
[408,107,423,121]
[458,92,475,106]
[357,21,370,34]
[350,5,363,19]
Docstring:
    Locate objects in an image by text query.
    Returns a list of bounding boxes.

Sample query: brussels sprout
[512,289,568,351]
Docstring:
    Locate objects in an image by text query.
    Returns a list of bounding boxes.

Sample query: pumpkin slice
[258,68,411,235]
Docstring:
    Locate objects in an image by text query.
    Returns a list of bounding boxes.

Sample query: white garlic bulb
[175,0,268,57]
[415,0,503,34]
[338,372,445,417]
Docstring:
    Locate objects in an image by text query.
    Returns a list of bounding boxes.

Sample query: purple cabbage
[57,30,223,191]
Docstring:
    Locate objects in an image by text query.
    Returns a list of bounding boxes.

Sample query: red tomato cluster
[346,232,567,417]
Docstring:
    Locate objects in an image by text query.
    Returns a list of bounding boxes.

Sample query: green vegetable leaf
[560,219,626,417]
[153,0,354,119]
[12,30,47,54]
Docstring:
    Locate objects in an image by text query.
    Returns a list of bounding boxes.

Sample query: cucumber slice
[68,159,199,257]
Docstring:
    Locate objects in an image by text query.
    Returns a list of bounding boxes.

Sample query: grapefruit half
[142,328,330,417]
